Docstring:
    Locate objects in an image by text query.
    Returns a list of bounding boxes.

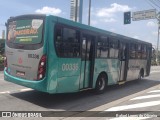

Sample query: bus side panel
[127,59,147,81]
[93,59,120,88]
[56,58,81,93]
[45,17,59,93]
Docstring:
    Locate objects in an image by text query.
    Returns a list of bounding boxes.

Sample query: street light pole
[156,12,160,64]
[88,0,91,25]
[156,20,160,64]
[75,0,78,22]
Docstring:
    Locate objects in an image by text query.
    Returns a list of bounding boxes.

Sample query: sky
[0,0,159,48]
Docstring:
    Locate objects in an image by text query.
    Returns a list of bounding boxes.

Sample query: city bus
[4,14,152,94]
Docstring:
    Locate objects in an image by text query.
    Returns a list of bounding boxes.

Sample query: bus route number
[62,64,78,71]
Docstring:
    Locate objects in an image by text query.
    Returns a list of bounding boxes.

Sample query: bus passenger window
[142,45,147,59]
[109,39,118,58]
[55,26,80,58]
[82,37,87,59]
[119,43,126,60]
[56,27,62,41]
[96,36,109,58]
[136,44,141,59]
[130,44,136,58]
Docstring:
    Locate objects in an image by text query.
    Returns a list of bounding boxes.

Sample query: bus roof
[52,15,152,46]
[8,14,152,46]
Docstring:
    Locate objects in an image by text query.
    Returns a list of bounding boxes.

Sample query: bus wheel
[138,69,144,80]
[95,73,107,94]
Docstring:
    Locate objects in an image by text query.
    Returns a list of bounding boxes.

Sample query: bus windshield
[7,19,43,45]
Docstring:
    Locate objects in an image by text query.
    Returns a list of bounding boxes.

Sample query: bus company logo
[2,112,11,117]
[18,58,23,64]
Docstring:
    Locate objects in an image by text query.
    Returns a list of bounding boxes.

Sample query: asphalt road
[0,66,160,120]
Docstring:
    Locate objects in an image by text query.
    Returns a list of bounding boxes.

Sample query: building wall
[70,0,83,23]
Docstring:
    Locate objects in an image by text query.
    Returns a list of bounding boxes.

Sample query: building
[2,30,5,39]
[70,0,83,23]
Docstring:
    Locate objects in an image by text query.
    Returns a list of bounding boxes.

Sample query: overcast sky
[0,0,159,47]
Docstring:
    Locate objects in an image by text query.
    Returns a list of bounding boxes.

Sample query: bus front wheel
[95,73,107,94]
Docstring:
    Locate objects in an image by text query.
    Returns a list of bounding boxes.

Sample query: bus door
[119,42,128,82]
[80,34,95,89]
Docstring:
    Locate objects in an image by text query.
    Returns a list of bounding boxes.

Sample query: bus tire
[138,69,144,80]
[95,73,107,94]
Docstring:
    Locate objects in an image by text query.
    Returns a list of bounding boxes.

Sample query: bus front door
[119,42,128,82]
[80,35,95,89]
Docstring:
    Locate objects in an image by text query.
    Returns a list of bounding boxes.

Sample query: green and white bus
[4,14,152,94]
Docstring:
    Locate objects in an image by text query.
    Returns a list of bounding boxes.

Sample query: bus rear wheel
[138,69,144,80]
[95,73,107,94]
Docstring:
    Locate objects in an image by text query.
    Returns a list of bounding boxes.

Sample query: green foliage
[0,39,5,55]
[152,50,160,65]
[0,39,5,66]
[0,55,4,65]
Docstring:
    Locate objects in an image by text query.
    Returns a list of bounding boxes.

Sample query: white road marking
[0,91,10,94]
[130,94,160,100]
[109,117,150,120]
[0,88,33,94]
[20,88,32,92]
[150,71,160,73]
[105,101,160,111]
[147,90,160,93]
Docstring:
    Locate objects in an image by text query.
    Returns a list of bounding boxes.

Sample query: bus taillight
[37,55,46,80]
[4,56,7,67]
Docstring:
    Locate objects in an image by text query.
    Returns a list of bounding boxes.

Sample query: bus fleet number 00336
[62,63,78,71]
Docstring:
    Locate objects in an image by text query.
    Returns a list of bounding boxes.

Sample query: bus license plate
[16,71,25,76]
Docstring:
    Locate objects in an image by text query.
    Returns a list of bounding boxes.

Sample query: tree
[152,50,160,65]
[0,39,5,55]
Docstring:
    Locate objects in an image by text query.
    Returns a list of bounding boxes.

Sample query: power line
[151,0,160,8]
[154,0,160,7]
[156,0,160,3]
[147,0,157,9]
[149,0,160,9]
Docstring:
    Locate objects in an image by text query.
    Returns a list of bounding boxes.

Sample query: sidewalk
[62,84,160,119]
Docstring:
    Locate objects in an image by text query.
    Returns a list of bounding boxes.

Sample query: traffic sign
[157,12,160,20]
[132,9,156,21]
[124,11,131,24]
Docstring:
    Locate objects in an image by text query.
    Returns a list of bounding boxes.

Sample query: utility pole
[88,0,91,25]
[75,0,78,22]
[156,12,160,64]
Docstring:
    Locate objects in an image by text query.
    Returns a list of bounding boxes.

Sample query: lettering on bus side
[62,64,78,71]
[28,54,39,59]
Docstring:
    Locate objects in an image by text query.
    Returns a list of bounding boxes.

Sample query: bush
[0,55,4,65]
